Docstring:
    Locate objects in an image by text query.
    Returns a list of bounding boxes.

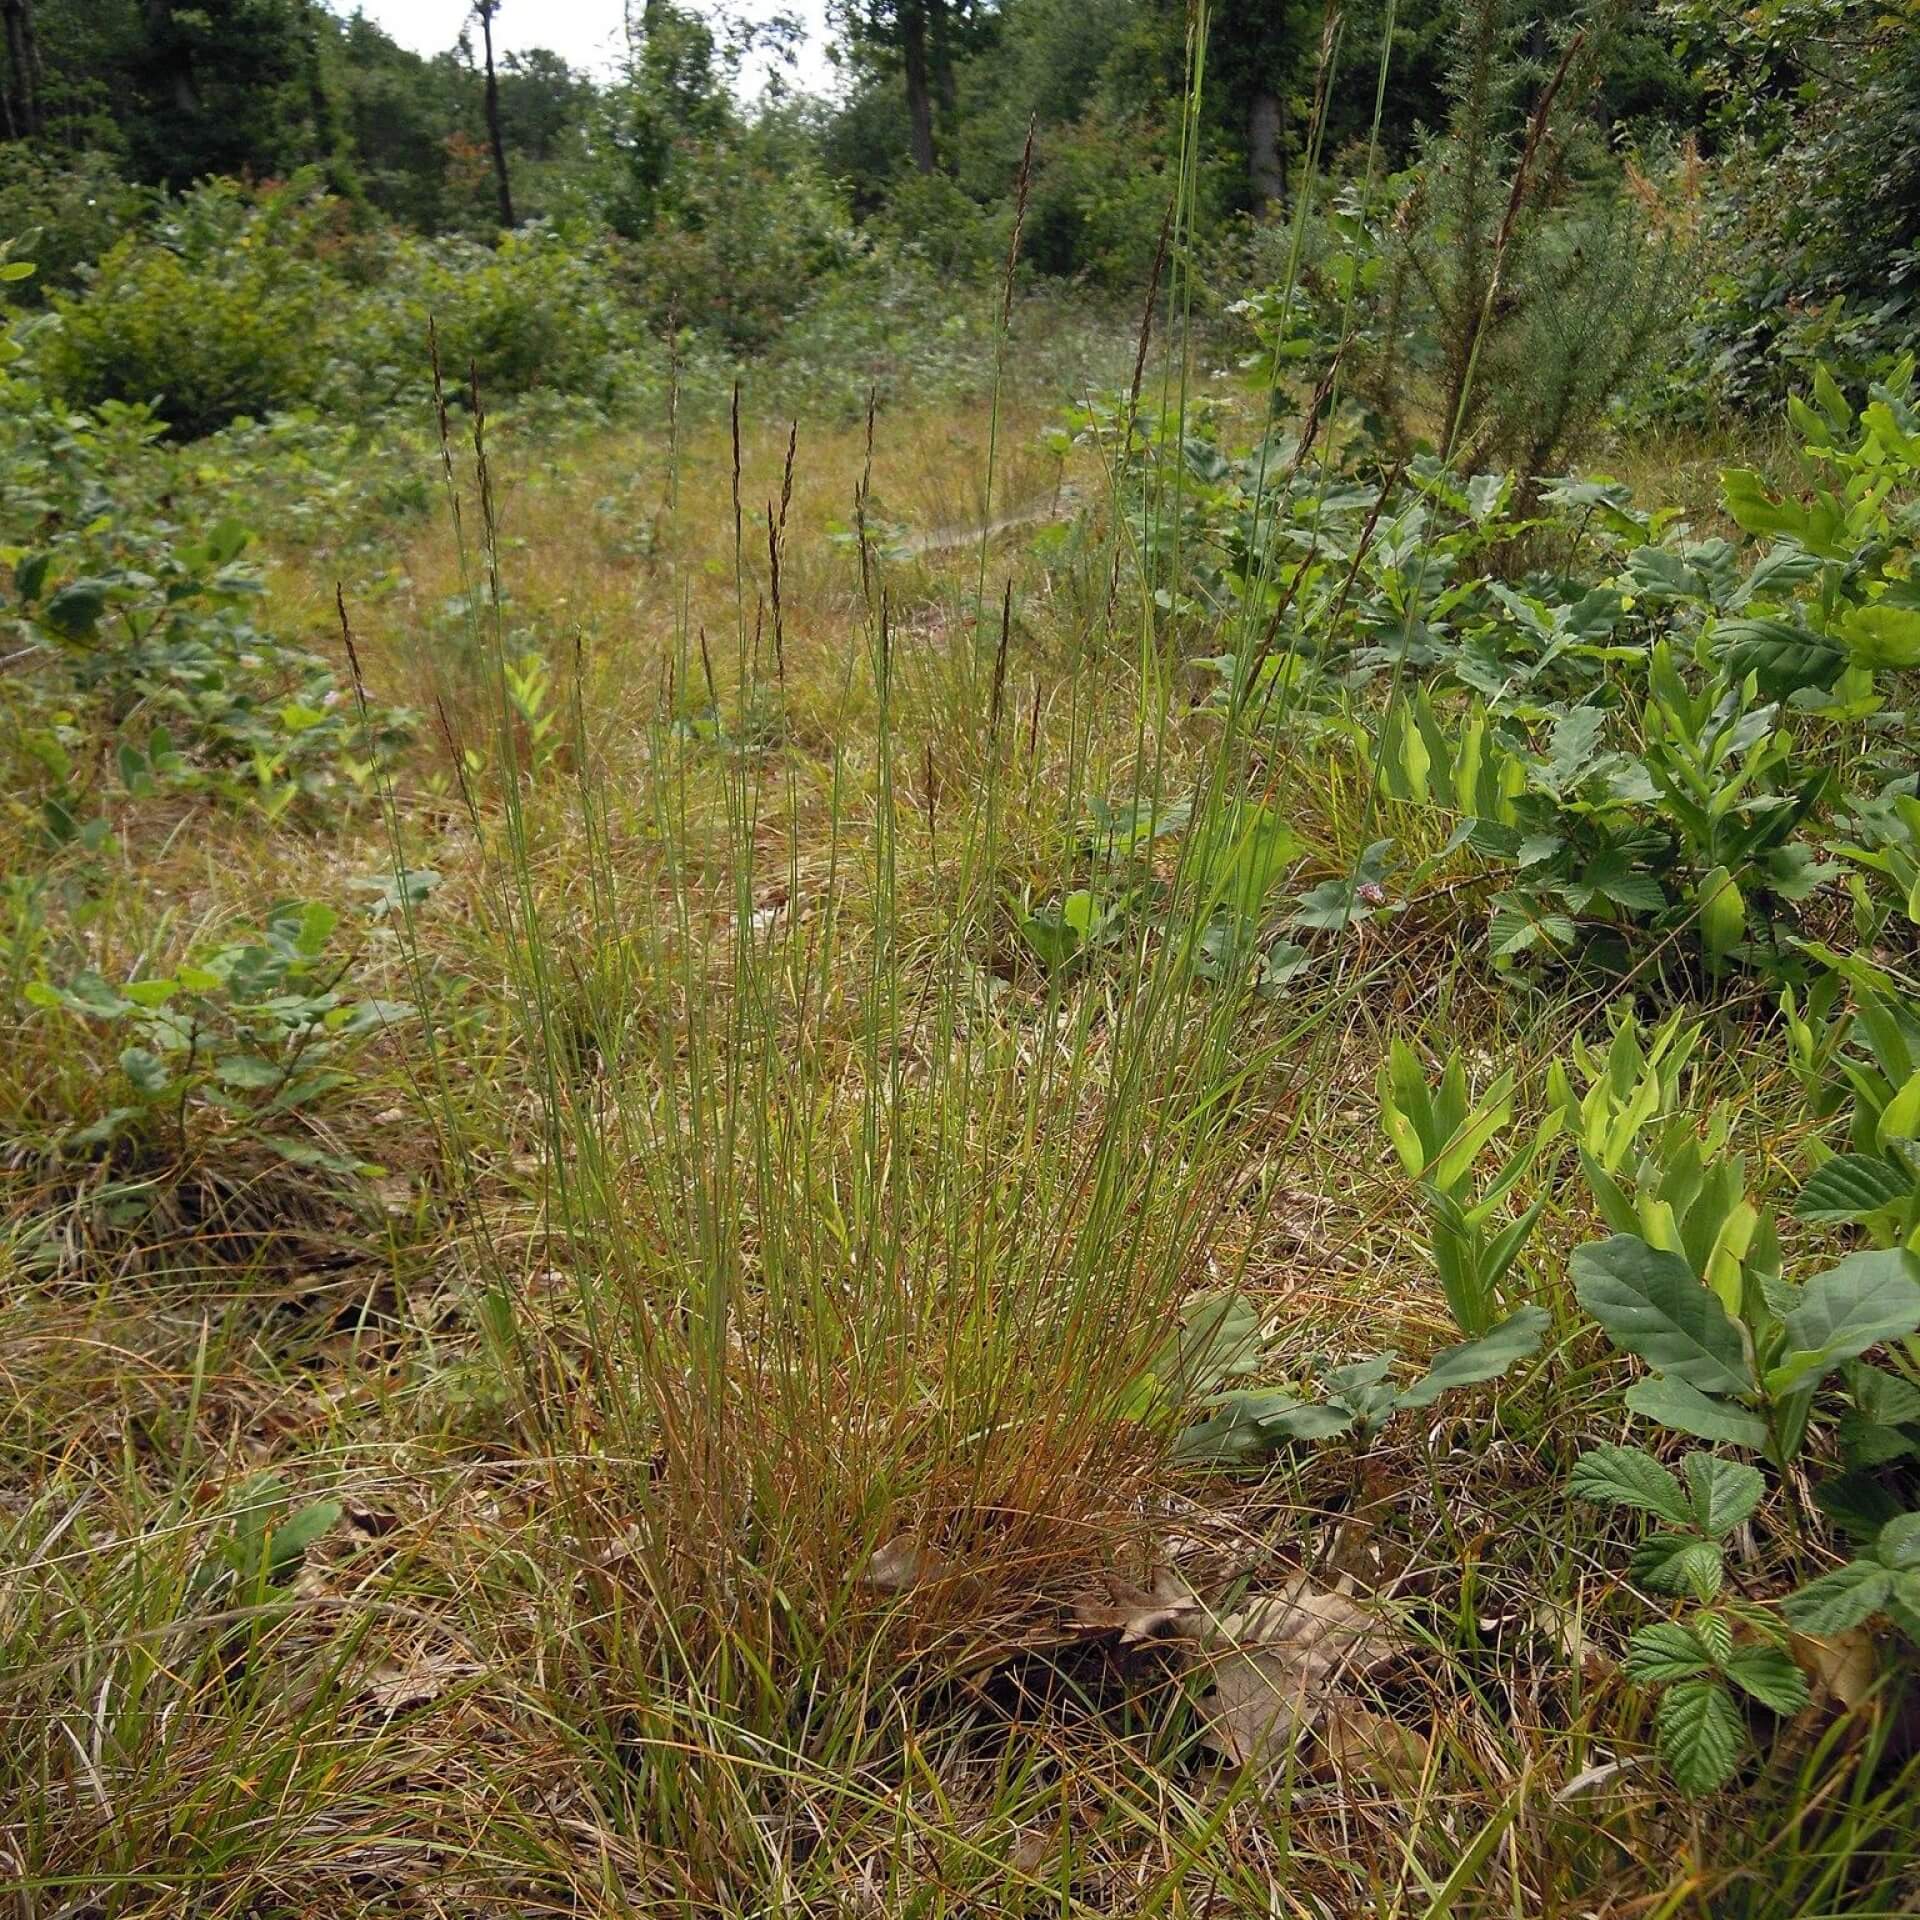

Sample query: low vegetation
[4,0,1920,1913]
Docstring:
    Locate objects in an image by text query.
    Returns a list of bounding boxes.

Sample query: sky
[343,0,839,97]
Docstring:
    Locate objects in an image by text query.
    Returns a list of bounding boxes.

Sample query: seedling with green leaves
[1546,1008,1706,1179]
[1173,1306,1549,1464]
[1379,1038,1555,1336]
[1792,972,1920,1253]
[191,1475,343,1605]
[22,898,410,1168]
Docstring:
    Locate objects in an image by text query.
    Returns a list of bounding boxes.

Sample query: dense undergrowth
[7,4,1920,1916]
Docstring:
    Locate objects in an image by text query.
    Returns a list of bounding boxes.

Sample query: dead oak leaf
[1791,1629,1877,1713]
[863,1536,950,1593]
[1318,1698,1430,1785]
[361,1653,478,1716]
[1195,1575,1408,1773]
[1066,1567,1202,1644]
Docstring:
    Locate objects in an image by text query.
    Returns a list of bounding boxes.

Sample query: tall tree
[1209,0,1306,212]
[1,0,44,138]
[900,0,934,170]
[472,0,515,226]
[831,0,982,175]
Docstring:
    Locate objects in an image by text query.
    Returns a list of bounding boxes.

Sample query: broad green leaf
[1889,1572,1920,1640]
[1658,1678,1745,1792]
[1878,1067,1920,1146]
[1817,1470,1906,1543]
[1722,1646,1811,1715]
[264,1499,342,1575]
[1839,603,1920,670]
[1875,1513,1920,1571]
[293,901,339,957]
[1172,1389,1351,1464]
[1628,1374,1758,1443]
[1781,1562,1892,1632]
[1623,1620,1712,1682]
[1572,1235,1754,1395]
[1166,1290,1265,1396]
[1720,469,1802,540]
[215,1053,285,1091]
[123,978,180,1009]
[1623,1376,1769,1449]
[1696,866,1744,962]
[1796,1155,1914,1222]
[1632,1533,1725,1601]
[1717,617,1843,696]
[1846,1360,1920,1427]
[1684,1454,1764,1538]
[117,1046,173,1095]
[1397,1304,1548,1408]
[1568,1443,1690,1524]
[40,580,112,640]
[1265,1401,1362,1441]
[262,1135,364,1174]
[1769,1250,1920,1393]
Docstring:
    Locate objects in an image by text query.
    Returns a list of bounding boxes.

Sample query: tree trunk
[1248,89,1283,210]
[900,0,935,175]
[145,0,201,116]
[478,1,516,228]
[928,0,957,122]
[300,0,353,195]
[1,0,41,139]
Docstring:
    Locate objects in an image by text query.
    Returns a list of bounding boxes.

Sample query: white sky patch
[334,0,839,98]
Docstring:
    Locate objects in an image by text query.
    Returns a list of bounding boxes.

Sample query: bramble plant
[1571,1444,1810,1790]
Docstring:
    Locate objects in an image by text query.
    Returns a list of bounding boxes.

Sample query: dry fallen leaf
[1066,1566,1201,1644]
[1319,1698,1430,1784]
[368,1174,414,1217]
[1531,1599,1600,1670]
[1195,1575,1408,1772]
[341,1497,400,1542]
[361,1652,478,1715]
[863,1535,950,1593]
[1553,1755,1645,1805]
[1007,1827,1058,1877]
[1792,1629,1877,1712]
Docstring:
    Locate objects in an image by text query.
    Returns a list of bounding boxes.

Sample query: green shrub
[0,149,151,299]
[48,179,342,436]
[618,139,857,351]
[350,222,639,406]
